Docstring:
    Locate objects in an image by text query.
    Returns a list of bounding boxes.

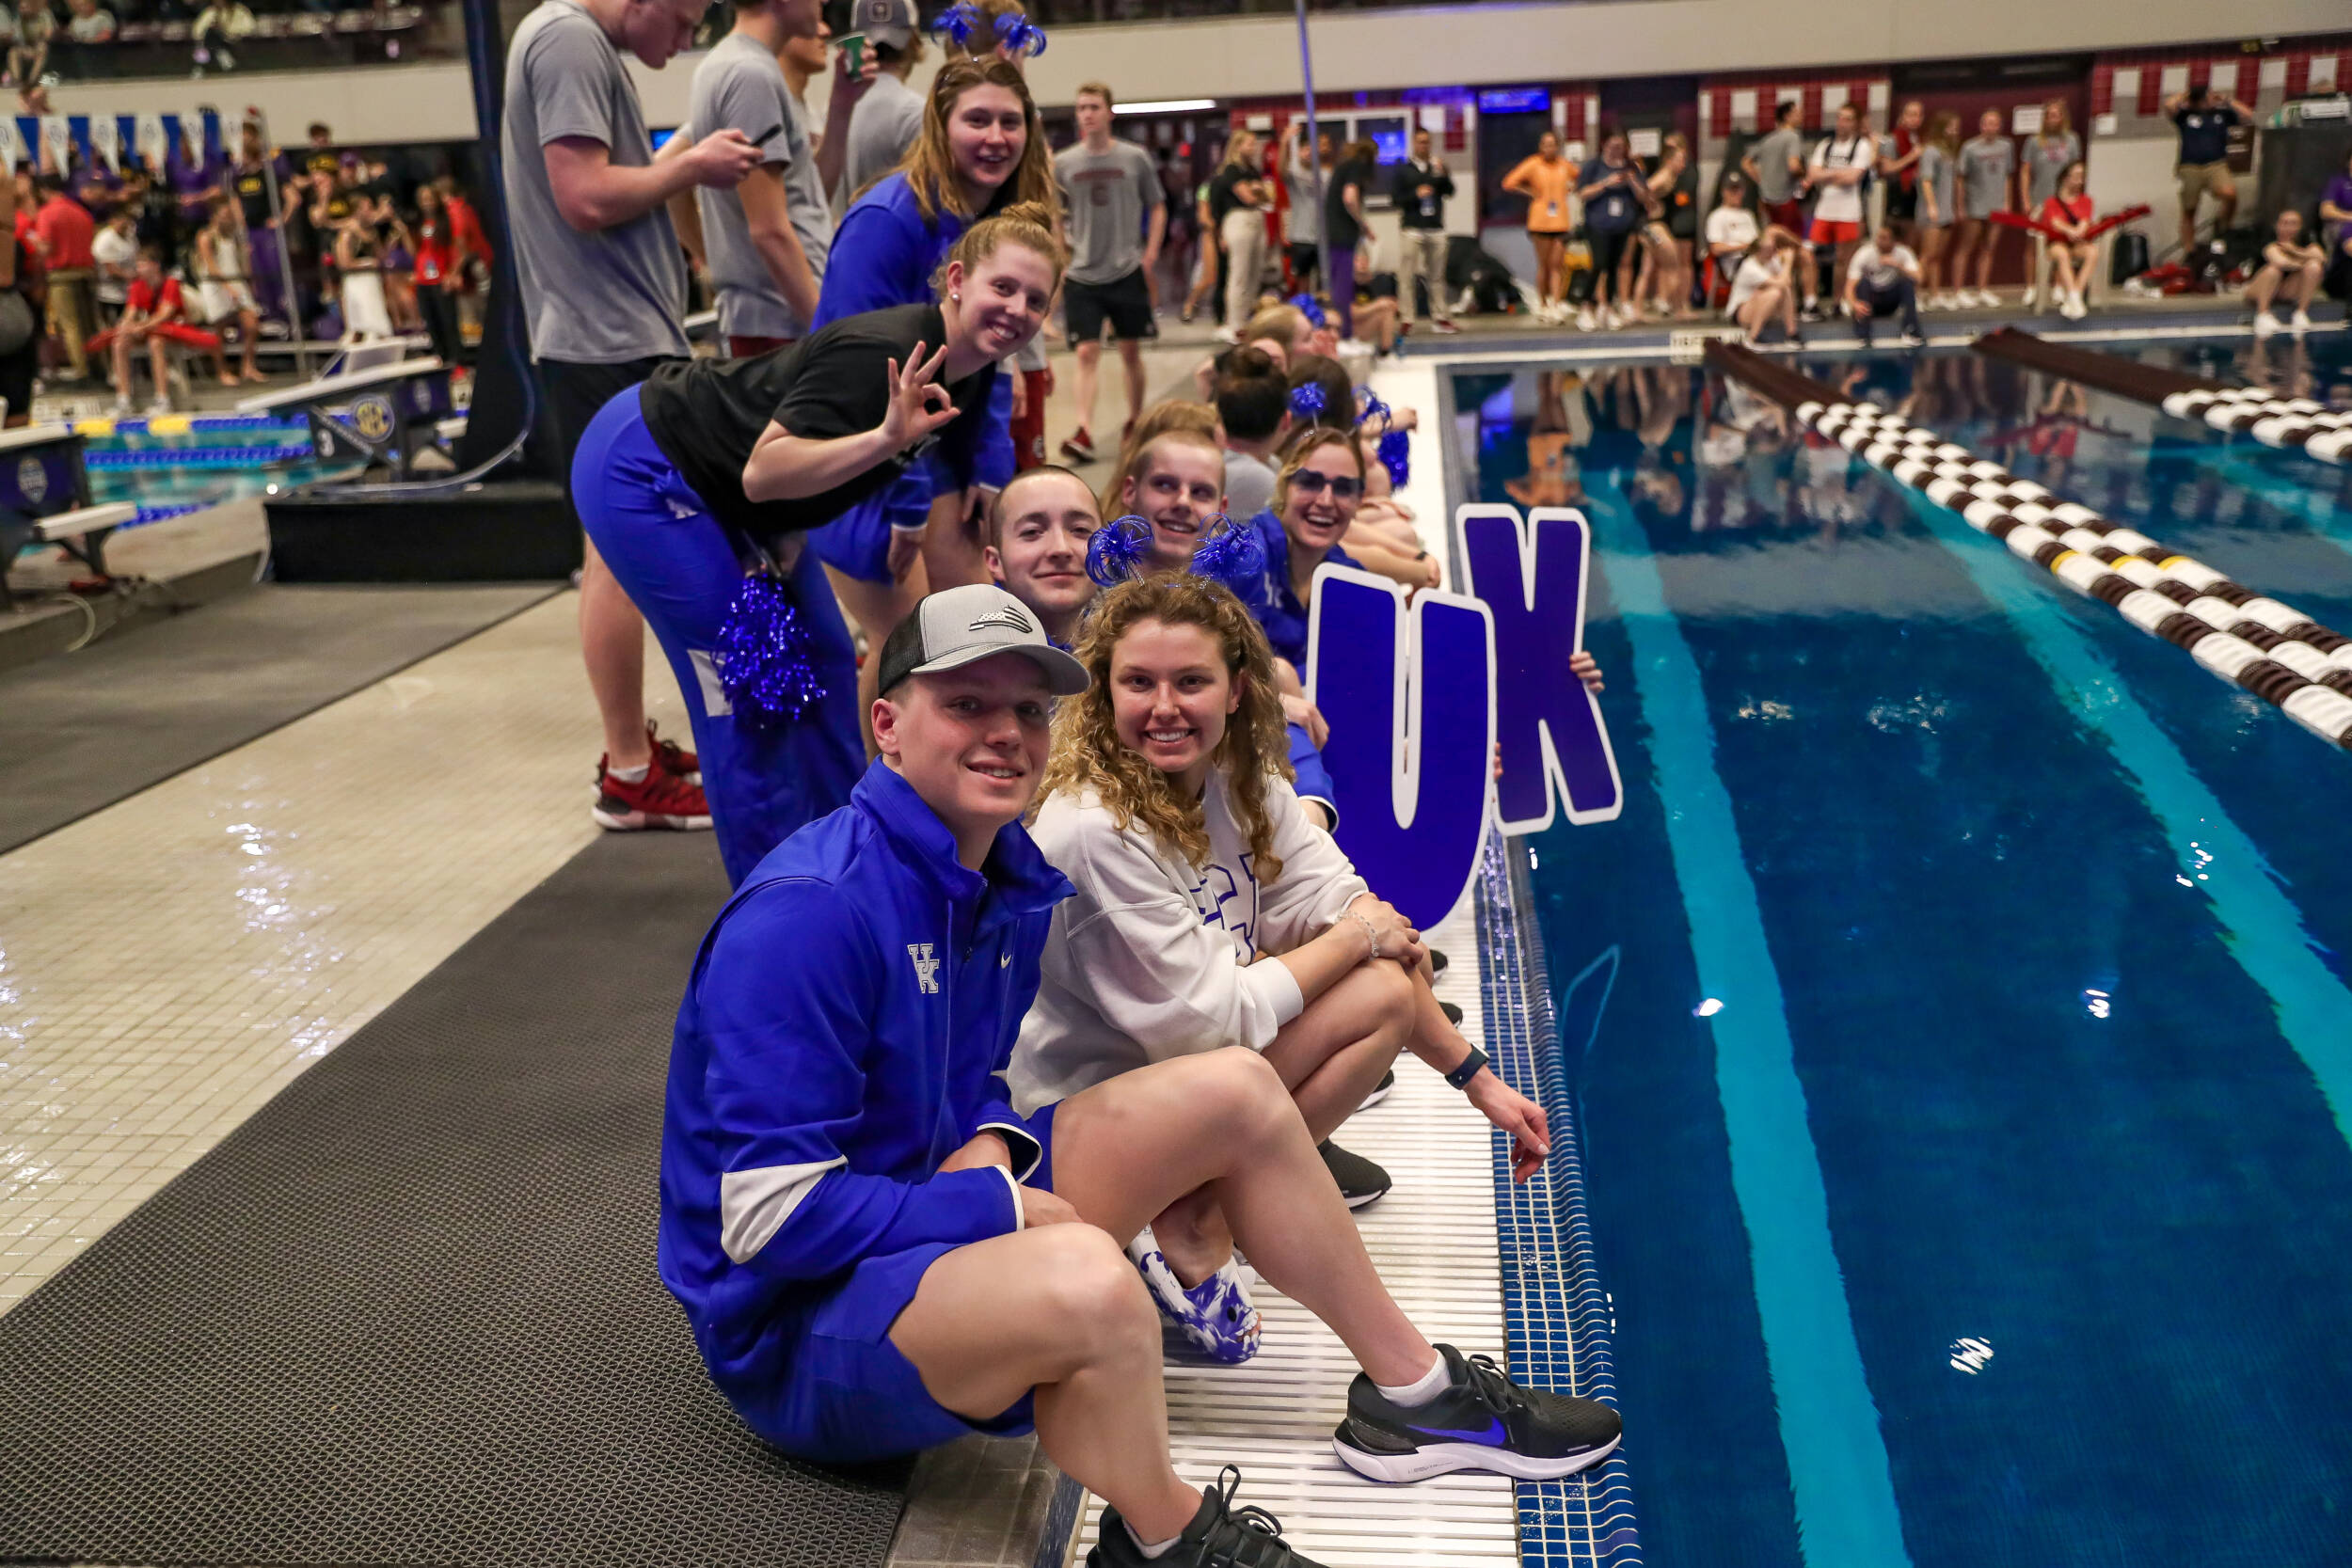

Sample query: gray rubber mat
[0,582,557,853]
[0,832,910,1567]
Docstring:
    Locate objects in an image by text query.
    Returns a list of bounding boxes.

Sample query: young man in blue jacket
[659,583,1621,1568]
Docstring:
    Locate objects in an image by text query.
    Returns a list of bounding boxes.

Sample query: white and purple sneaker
[1127,1226,1261,1363]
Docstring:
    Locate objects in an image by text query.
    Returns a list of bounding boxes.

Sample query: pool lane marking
[1587,480,1915,1568]
[1902,488,2352,1149]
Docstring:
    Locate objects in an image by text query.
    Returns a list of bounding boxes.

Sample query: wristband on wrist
[1444,1045,1489,1091]
[1343,910,1381,962]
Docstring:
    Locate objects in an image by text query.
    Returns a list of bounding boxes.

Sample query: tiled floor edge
[1477,834,1645,1568]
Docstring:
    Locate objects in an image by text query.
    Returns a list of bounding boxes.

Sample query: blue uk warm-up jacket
[657,760,1073,1388]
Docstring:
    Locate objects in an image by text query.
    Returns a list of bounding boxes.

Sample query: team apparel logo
[907,943,941,993]
[966,604,1035,636]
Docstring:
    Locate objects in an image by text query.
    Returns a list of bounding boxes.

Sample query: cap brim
[910,642,1091,697]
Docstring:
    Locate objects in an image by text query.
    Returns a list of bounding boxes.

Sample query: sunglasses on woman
[1290,470,1362,500]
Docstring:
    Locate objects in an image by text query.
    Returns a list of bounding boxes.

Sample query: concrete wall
[44,0,2352,142]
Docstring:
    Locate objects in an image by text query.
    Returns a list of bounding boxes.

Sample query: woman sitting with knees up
[1009,573,1553,1361]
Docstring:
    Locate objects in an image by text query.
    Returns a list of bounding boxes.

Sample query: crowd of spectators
[0,0,429,82]
[9,111,487,411]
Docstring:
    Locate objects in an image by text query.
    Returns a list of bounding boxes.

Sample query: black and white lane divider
[2157,387,2352,463]
[1795,398,2352,752]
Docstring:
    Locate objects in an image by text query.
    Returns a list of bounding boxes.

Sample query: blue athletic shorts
[730,1102,1060,1463]
[807,463,932,584]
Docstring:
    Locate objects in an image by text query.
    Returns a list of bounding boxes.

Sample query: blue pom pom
[1376,429,1411,489]
[1086,515,1154,587]
[994,13,1048,55]
[1288,293,1327,329]
[1189,514,1267,590]
[714,569,827,726]
[1353,387,1391,431]
[1288,382,1327,421]
[931,0,980,48]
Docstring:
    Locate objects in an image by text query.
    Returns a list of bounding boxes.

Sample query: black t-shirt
[1326,156,1374,251]
[638,303,997,547]
[1667,164,1699,239]
[2172,105,2240,166]
[1207,166,1252,229]
[232,161,273,229]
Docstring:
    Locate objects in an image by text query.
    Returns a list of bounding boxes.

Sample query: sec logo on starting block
[16,455,47,505]
[352,396,395,443]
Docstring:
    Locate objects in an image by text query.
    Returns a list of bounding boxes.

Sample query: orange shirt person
[1502,132,1575,320]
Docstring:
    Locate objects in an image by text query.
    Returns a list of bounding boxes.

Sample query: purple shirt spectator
[72,164,120,220]
[170,147,225,227]
[2323,171,2352,249]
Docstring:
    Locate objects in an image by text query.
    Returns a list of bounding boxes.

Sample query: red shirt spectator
[2040,191,2093,232]
[413,213,453,285]
[128,275,186,317]
[445,189,490,264]
[33,190,94,270]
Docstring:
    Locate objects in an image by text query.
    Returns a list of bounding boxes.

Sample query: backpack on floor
[2109,229,2150,285]
[1444,234,1521,315]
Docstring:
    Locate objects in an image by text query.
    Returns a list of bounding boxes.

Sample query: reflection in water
[1457,335,2352,559]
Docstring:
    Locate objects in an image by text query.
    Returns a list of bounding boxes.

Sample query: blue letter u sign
[1454,505,1623,833]
[1307,565,1495,929]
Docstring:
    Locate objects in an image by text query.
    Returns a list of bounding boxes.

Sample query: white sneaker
[1576,306,1597,332]
[1933,293,1959,311]
[1213,325,1239,344]
[2060,294,2086,321]
[1652,297,1673,317]
[144,396,172,416]
[2252,312,2282,338]
[2291,309,2312,337]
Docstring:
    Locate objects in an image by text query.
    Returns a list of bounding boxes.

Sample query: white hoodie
[1009,769,1370,1114]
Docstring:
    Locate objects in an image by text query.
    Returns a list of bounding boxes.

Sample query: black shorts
[1064,267,1152,344]
[1885,183,1918,222]
[538,354,682,501]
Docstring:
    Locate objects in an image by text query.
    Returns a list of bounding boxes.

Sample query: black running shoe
[1333,1344,1622,1483]
[1438,999,1464,1026]
[1429,948,1449,974]
[1318,1140,1391,1208]
[1358,1069,1395,1110]
[1090,1465,1328,1568]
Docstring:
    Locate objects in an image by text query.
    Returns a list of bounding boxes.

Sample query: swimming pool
[78,415,367,522]
[1450,333,2352,1568]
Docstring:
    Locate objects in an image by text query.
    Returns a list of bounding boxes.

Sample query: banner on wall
[1302,504,1621,927]
[135,112,167,170]
[39,116,68,173]
[88,115,119,174]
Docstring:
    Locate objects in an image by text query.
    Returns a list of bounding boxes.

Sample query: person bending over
[660,580,1623,1568]
[1726,226,1804,346]
[2248,209,2325,337]
[1009,575,1558,1372]
[813,56,1057,682]
[1842,219,1923,348]
[571,204,1061,885]
[984,464,1101,647]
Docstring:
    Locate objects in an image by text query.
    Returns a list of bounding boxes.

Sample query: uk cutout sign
[1304,506,1619,930]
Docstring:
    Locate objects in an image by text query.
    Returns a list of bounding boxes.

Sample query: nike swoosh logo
[1416,1418,1508,1446]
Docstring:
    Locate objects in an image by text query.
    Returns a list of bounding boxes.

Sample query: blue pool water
[83,420,364,519]
[1451,334,2352,1568]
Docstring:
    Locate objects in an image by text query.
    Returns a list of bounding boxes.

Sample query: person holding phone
[503,0,766,835]
[1574,130,1644,331]
[570,204,1064,885]
[1391,125,1456,333]
[839,0,927,202]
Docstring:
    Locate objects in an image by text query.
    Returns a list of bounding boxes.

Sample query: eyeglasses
[1289,470,1361,500]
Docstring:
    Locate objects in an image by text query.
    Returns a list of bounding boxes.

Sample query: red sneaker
[593,756,712,832]
[647,720,698,784]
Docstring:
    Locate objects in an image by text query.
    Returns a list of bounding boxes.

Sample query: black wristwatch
[1444,1046,1489,1091]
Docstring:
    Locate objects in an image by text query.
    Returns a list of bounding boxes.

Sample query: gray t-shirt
[501,0,687,364]
[1055,138,1159,286]
[1958,135,2014,218]
[1749,126,1803,204]
[1282,146,1323,245]
[840,71,923,205]
[2022,130,2080,210]
[690,31,833,341]
[1918,143,1956,226]
[1224,449,1276,522]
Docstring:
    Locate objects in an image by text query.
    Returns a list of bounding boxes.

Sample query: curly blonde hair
[1041,576,1295,881]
